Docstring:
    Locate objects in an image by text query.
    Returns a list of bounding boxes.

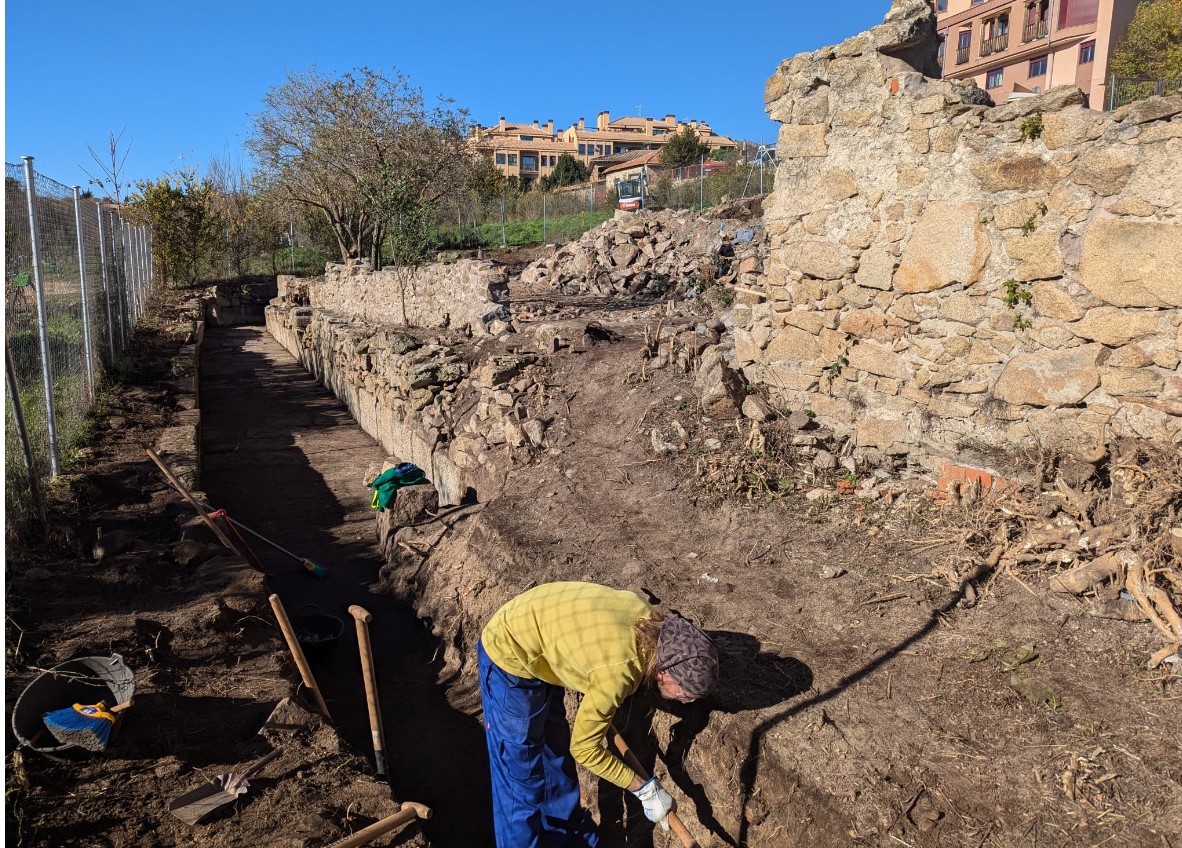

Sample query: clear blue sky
[5,0,891,191]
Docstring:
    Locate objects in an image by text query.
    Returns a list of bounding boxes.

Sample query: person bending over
[477,581,720,847]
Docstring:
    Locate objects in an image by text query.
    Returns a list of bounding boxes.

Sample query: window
[956,28,972,63]
[1029,55,1047,76]
[605,145,612,154]
[937,0,947,9]
[987,68,1004,88]
[937,35,946,65]
[522,155,537,171]
[508,154,517,166]
[549,156,556,166]
[578,144,586,155]
[1079,40,1095,63]
[1060,0,1099,28]
[595,144,603,155]
[495,153,505,165]
[520,135,533,141]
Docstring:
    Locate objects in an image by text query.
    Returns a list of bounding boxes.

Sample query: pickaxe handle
[326,802,432,848]
[610,725,701,848]
[349,605,387,777]
[269,593,333,722]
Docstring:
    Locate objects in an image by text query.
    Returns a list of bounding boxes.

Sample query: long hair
[633,614,665,681]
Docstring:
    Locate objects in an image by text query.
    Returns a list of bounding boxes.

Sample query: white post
[71,187,96,399]
[21,156,61,475]
[96,202,115,360]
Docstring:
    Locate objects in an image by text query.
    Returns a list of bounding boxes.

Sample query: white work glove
[632,776,675,831]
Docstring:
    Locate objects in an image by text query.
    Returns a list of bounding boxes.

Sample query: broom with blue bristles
[42,699,133,752]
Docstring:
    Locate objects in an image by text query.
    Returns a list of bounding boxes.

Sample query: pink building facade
[935,0,1139,109]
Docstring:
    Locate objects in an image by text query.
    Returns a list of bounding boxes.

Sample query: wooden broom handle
[349,605,387,777]
[146,449,240,555]
[268,594,333,722]
[610,726,701,848]
[326,802,432,848]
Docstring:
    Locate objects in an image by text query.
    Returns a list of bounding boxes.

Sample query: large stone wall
[752,0,1181,471]
[265,303,557,508]
[285,258,511,336]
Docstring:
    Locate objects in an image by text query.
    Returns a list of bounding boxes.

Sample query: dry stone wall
[283,258,512,336]
[753,0,1181,471]
[265,303,557,508]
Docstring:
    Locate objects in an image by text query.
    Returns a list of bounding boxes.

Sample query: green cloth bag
[370,463,427,511]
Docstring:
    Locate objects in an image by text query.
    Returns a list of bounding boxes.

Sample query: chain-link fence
[1107,75,1182,110]
[431,154,776,251]
[5,157,156,541]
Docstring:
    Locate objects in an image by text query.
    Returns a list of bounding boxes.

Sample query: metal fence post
[700,154,705,210]
[137,227,147,310]
[1107,73,1115,111]
[147,227,154,294]
[542,193,547,245]
[500,199,507,247]
[133,226,143,319]
[6,347,48,532]
[21,156,61,475]
[124,221,137,322]
[96,202,115,361]
[123,220,135,324]
[72,187,96,399]
[111,210,126,349]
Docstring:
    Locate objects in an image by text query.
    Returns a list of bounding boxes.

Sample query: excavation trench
[198,326,492,846]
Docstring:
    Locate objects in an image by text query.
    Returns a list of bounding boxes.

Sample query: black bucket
[12,654,136,754]
[294,604,344,661]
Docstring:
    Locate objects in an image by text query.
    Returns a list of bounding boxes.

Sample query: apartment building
[470,111,736,186]
[469,118,573,189]
[935,0,1140,108]
[562,112,736,168]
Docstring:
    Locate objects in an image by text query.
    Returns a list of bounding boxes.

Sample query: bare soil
[6,267,1181,848]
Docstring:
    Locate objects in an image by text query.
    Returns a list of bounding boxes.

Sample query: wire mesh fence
[431,154,776,251]
[1107,75,1182,110]
[5,157,156,542]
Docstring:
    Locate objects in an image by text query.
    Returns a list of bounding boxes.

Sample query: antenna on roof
[636,103,643,117]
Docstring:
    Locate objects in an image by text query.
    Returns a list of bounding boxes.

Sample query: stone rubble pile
[518,198,769,300]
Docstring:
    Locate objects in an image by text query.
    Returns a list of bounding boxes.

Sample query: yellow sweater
[481,582,653,788]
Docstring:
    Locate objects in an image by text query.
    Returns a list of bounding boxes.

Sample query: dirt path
[198,326,492,846]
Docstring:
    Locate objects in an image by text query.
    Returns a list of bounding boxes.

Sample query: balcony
[980,32,1010,56]
[956,45,971,64]
[1023,19,1048,42]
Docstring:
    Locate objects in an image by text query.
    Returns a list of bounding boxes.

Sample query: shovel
[168,749,281,825]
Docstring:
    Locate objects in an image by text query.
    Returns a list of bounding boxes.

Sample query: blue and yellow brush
[42,699,133,752]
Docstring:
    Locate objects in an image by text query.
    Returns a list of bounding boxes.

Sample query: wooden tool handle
[239,748,281,779]
[268,594,333,723]
[146,449,240,555]
[326,802,432,848]
[610,726,700,848]
[110,699,134,714]
[350,605,387,777]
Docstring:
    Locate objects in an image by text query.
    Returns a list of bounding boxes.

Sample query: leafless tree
[247,66,471,267]
[81,124,133,203]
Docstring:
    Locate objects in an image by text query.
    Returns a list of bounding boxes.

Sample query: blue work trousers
[478,639,600,848]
